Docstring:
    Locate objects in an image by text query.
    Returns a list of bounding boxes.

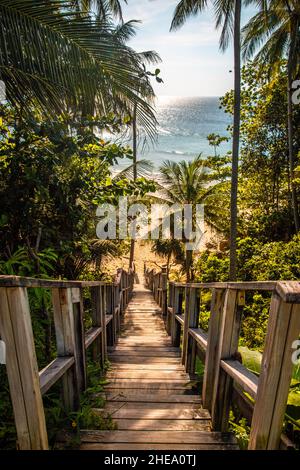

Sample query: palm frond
[113,159,154,180]
[0,0,157,140]
[170,0,208,31]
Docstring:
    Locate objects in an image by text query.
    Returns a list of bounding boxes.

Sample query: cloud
[123,0,178,25]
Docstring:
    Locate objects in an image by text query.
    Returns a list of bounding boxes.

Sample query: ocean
[116,96,232,171]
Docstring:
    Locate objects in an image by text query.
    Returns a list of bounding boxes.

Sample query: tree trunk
[129,104,138,270]
[287,60,300,232]
[229,0,241,281]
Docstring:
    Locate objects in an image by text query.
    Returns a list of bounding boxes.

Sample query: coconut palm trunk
[229,0,242,281]
[129,103,137,270]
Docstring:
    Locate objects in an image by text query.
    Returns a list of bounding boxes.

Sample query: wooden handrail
[0,267,135,450]
[144,268,300,450]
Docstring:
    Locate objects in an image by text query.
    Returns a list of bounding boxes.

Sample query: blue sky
[123,0,257,97]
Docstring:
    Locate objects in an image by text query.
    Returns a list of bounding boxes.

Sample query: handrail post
[202,288,226,410]
[161,266,168,317]
[0,287,48,450]
[71,287,87,392]
[182,286,197,366]
[91,284,107,367]
[52,287,86,411]
[171,286,183,347]
[211,288,240,431]
[182,286,199,371]
[249,292,300,449]
[185,289,200,374]
[166,282,174,335]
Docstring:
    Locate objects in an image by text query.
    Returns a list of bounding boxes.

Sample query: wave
[154,149,196,157]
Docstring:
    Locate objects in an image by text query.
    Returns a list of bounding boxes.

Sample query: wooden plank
[182,287,197,368]
[84,327,102,349]
[100,393,202,404]
[102,401,206,415]
[0,275,105,288]
[109,356,181,364]
[0,287,48,450]
[108,346,180,352]
[72,293,87,392]
[109,365,185,372]
[249,294,300,449]
[175,314,184,325]
[211,289,240,431]
[189,328,208,351]
[39,357,75,395]
[52,288,79,411]
[275,281,300,303]
[106,371,189,380]
[109,351,180,357]
[91,286,104,366]
[80,443,238,450]
[113,418,211,431]
[220,359,258,399]
[80,430,236,444]
[202,288,226,410]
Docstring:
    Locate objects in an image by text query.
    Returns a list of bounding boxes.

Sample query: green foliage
[229,412,250,450]
[221,61,300,240]
[45,360,116,449]
[0,105,149,279]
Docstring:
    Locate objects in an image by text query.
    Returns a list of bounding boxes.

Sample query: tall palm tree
[0,0,157,139]
[242,0,300,231]
[170,0,247,280]
[158,155,226,281]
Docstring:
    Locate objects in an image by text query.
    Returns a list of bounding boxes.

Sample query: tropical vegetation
[0,0,300,450]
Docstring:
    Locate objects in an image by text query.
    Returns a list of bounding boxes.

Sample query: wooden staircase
[80,280,238,450]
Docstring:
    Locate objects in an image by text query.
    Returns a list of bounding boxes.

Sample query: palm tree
[158,155,226,281]
[152,239,184,277]
[0,0,157,139]
[170,0,246,280]
[242,0,300,231]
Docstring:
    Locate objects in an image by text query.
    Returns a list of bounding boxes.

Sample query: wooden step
[100,392,202,403]
[86,283,238,451]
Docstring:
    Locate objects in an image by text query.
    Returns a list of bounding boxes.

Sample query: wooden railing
[0,267,134,450]
[145,268,300,450]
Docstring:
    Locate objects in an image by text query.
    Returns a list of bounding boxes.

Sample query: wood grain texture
[80,279,238,450]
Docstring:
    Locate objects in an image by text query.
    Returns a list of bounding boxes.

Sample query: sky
[123,0,257,97]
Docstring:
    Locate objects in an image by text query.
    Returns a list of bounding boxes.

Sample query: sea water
[116,96,232,171]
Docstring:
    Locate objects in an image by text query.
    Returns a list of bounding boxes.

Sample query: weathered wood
[40,357,75,395]
[161,266,168,317]
[52,288,80,410]
[80,430,236,444]
[249,294,300,449]
[81,443,238,450]
[0,275,105,288]
[72,291,87,392]
[113,418,211,431]
[211,289,240,431]
[174,314,184,325]
[0,287,48,450]
[91,285,107,366]
[182,287,197,368]
[202,289,226,410]
[276,281,300,303]
[106,370,189,379]
[220,359,258,399]
[84,327,102,349]
[101,392,202,403]
[189,328,208,351]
